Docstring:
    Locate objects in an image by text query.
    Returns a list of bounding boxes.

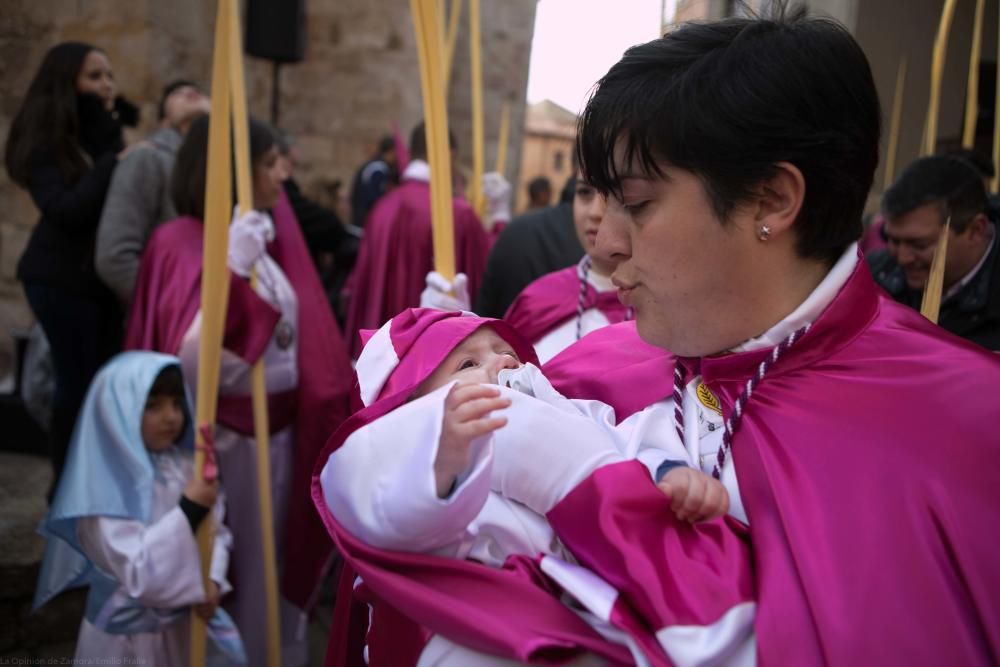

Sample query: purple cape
[503,265,630,344]
[125,192,355,609]
[543,255,1000,665]
[342,179,490,357]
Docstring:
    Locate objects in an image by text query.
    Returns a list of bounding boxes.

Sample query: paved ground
[0,451,333,664]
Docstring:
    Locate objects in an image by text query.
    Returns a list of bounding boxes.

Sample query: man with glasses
[869,155,1000,350]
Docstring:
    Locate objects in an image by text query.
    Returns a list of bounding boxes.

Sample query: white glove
[482,172,512,225]
[227,208,275,278]
[488,386,626,515]
[420,271,471,312]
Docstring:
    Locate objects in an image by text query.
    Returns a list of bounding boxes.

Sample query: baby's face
[416,327,522,396]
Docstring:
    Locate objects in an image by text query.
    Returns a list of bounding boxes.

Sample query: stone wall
[0,0,537,376]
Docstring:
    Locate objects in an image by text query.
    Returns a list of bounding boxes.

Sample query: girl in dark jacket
[5,42,138,493]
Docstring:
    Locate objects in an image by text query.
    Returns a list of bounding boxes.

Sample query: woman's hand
[434,383,510,498]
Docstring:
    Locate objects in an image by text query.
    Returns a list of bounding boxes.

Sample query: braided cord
[575,255,592,341]
[671,324,811,479]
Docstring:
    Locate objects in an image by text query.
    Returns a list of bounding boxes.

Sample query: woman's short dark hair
[577,6,880,265]
[171,114,277,219]
[4,42,99,186]
[883,156,987,233]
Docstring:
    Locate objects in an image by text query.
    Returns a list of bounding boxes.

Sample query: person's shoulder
[369,182,415,218]
[865,247,894,272]
[547,320,666,369]
[517,265,579,294]
[845,292,1000,387]
[112,140,165,178]
[148,215,201,246]
[865,248,906,295]
[493,203,572,245]
[511,202,572,230]
[504,266,578,321]
[360,158,390,182]
[451,195,476,217]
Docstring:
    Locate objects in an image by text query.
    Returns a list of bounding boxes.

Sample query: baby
[422,323,728,521]
[322,308,728,562]
[319,308,750,666]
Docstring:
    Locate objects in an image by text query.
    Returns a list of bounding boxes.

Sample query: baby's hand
[657,466,730,522]
[434,383,510,498]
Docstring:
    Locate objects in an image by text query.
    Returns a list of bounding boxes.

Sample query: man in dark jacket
[349,135,398,228]
[868,155,1000,350]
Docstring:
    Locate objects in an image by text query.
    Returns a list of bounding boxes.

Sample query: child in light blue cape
[34,351,245,665]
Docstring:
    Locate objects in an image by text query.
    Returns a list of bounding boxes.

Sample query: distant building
[516,100,578,213]
[671,0,733,25]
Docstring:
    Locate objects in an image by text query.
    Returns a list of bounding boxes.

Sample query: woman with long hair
[126,115,353,667]
[5,42,137,492]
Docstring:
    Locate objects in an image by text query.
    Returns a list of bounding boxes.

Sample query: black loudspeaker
[245,0,307,63]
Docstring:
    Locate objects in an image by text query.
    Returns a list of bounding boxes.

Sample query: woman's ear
[753,162,806,237]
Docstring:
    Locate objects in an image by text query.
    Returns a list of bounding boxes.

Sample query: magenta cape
[503,265,630,344]
[342,179,490,357]
[543,256,1000,665]
[312,311,754,666]
[125,192,355,608]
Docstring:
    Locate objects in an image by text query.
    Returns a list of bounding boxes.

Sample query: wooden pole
[226,0,282,664]
[993,4,1000,193]
[963,0,986,148]
[190,0,233,664]
[495,102,510,177]
[469,0,485,217]
[924,0,958,156]
[411,0,456,279]
[920,216,951,323]
[884,57,907,191]
[444,0,463,90]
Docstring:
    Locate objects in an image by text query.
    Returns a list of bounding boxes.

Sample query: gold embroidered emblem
[696,382,723,416]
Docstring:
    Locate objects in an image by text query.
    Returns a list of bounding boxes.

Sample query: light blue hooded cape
[34,351,195,608]
[33,351,244,663]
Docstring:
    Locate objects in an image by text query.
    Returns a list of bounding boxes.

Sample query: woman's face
[253,145,284,210]
[572,176,614,274]
[598,149,763,357]
[76,50,115,110]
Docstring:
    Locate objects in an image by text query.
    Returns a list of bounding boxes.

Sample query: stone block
[0,453,51,585]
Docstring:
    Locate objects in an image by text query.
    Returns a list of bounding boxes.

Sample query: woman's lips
[615,283,636,305]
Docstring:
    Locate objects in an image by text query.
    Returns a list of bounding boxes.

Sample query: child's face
[416,327,522,396]
[141,392,186,452]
